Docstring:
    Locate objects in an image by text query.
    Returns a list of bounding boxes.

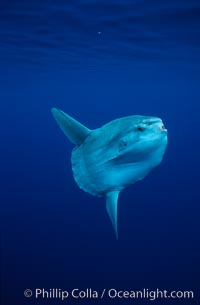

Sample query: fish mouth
[160,124,167,132]
[142,118,167,132]
[150,120,167,132]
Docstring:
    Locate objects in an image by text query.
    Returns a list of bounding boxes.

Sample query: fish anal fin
[106,190,120,239]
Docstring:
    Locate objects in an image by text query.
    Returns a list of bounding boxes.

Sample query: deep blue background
[1,0,200,304]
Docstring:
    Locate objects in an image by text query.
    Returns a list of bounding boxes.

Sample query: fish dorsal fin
[106,190,120,239]
[51,108,91,145]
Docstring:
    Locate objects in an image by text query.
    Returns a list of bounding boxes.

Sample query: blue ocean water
[1,0,200,304]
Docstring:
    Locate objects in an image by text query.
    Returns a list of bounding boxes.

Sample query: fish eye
[137,126,145,132]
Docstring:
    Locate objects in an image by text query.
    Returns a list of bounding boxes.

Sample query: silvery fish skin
[51,108,168,239]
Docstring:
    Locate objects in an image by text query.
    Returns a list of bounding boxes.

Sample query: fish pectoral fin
[51,108,91,145]
[106,190,120,239]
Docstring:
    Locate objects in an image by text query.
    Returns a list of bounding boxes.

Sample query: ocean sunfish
[51,108,168,238]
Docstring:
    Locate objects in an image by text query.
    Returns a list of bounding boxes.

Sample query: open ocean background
[1,0,200,304]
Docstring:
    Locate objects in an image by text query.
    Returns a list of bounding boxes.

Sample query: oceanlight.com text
[24,288,194,301]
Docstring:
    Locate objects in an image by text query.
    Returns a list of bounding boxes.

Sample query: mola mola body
[51,108,168,238]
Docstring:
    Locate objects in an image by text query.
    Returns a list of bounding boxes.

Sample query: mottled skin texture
[52,109,168,238]
[72,116,167,196]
